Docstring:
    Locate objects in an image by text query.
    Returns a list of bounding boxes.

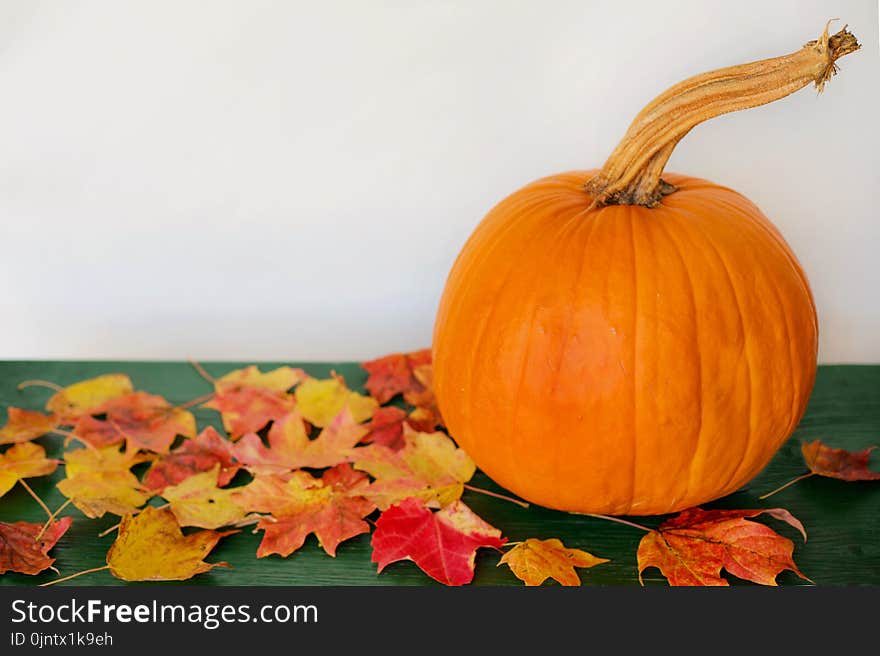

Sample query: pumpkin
[432,24,860,515]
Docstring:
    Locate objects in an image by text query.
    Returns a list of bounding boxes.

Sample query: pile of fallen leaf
[1,349,878,586]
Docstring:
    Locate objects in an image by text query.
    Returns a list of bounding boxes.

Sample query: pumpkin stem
[585,21,860,207]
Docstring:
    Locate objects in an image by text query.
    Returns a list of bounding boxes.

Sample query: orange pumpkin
[432,25,859,515]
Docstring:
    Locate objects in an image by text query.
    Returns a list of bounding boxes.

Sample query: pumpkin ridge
[546,203,602,506]
[626,205,639,513]
[684,190,813,491]
[683,200,757,494]
[636,211,672,509]
[506,205,588,499]
[454,199,557,464]
[727,201,806,461]
[701,191,816,435]
[547,202,603,403]
[740,217,800,444]
[651,208,705,511]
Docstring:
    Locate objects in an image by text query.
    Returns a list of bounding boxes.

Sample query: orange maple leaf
[107,506,234,581]
[200,366,306,440]
[232,464,375,557]
[0,408,58,445]
[234,410,367,475]
[637,507,809,586]
[499,538,608,586]
[94,392,196,453]
[204,386,296,439]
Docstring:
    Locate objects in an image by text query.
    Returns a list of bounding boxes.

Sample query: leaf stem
[18,479,53,519]
[188,359,216,385]
[35,498,73,541]
[17,379,64,392]
[178,392,215,409]
[230,515,263,529]
[463,484,530,508]
[759,472,815,500]
[40,565,110,587]
[585,513,653,532]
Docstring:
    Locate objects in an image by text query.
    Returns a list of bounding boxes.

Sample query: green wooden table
[1,361,878,586]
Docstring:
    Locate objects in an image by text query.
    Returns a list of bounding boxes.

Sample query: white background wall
[0,0,877,363]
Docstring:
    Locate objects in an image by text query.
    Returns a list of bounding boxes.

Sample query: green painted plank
[1,361,878,586]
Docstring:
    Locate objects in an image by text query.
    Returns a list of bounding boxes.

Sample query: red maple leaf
[802,439,880,481]
[0,517,73,575]
[403,363,443,431]
[371,497,505,585]
[362,349,432,404]
[761,439,880,499]
[361,406,408,450]
[70,415,125,448]
[142,426,240,492]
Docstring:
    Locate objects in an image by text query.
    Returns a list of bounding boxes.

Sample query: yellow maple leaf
[45,374,134,420]
[295,377,378,427]
[0,442,58,497]
[214,365,307,393]
[64,445,152,476]
[160,465,248,529]
[57,446,152,518]
[106,506,233,581]
[499,538,608,586]
[350,427,475,509]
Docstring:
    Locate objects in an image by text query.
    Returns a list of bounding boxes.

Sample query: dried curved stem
[585,513,652,532]
[585,22,860,207]
[463,483,530,508]
[759,471,816,500]
[17,379,63,392]
[40,565,110,587]
[18,479,52,519]
[35,498,73,542]
[188,358,216,385]
[178,392,215,409]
